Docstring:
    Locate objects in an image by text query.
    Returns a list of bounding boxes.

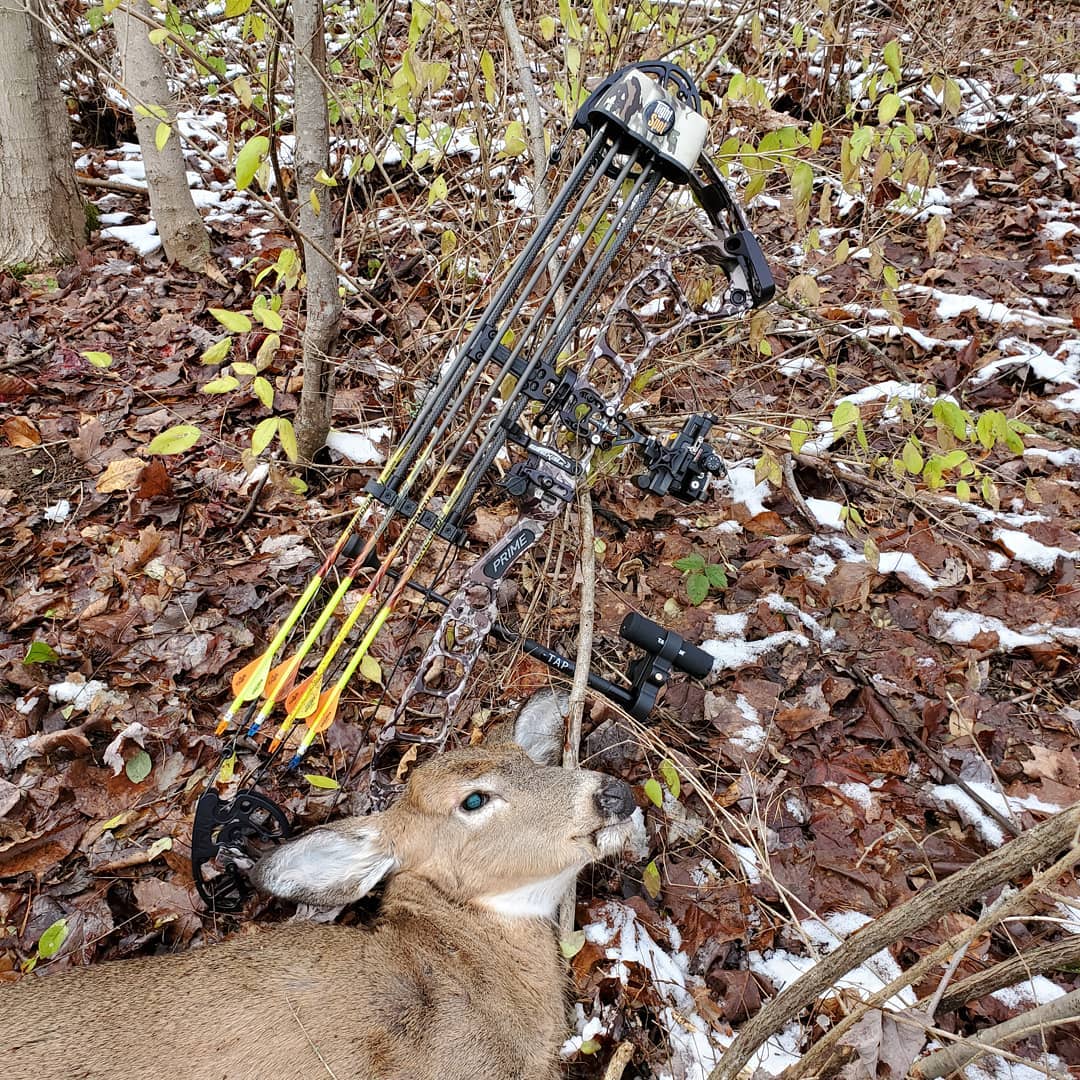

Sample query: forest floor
[1,3,1079,1079]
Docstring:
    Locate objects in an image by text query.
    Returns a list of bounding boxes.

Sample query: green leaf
[224,0,253,14]
[686,572,709,606]
[217,753,237,783]
[580,1039,601,1055]
[790,417,812,454]
[252,307,283,332]
[672,554,706,573]
[200,337,231,365]
[125,749,152,784]
[427,174,448,205]
[831,400,860,437]
[643,778,663,808]
[559,930,586,959]
[252,376,274,408]
[146,424,201,455]
[251,416,277,455]
[154,121,171,151]
[200,375,239,394]
[209,308,252,333]
[313,168,337,186]
[790,161,813,210]
[659,760,680,799]
[501,121,526,158]
[704,564,728,590]
[976,410,998,450]
[642,859,661,899]
[883,39,902,83]
[24,641,59,664]
[538,14,556,39]
[480,48,496,104]
[304,773,341,790]
[878,93,902,125]
[81,350,113,368]
[37,918,69,960]
[360,653,382,684]
[809,121,823,151]
[276,418,298,462]
[955,479,971,502]
[232,361,257,376]
[933,399,969,440]
[901,439,924,475]
[235,135,270,191]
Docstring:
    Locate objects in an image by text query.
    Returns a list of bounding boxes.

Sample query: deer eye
[460,792,488,812]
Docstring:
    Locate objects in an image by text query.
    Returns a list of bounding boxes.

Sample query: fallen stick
[705,804,1080,1080]
[930,936,1080,1014]
[910,987,1080,1079]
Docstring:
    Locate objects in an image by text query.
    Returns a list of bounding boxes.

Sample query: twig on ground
[601,1041,635,1080]
[911,987,1080,1080]
[559,485,596,938]
[497,0,549,220]
[777,835,1080,1080]
[781,453,816,528]
[77,175,150,197]
[705,804,1080,1080]
[928,936,1080,1014]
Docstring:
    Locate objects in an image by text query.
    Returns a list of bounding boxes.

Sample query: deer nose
[594,777,635,821]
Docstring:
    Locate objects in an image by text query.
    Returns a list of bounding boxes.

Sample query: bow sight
[193,60,774,910]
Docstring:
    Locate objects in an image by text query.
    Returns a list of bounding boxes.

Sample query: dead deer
[6,695,636,1080]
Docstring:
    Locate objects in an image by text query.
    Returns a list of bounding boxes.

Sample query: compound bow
[193,60,774,909]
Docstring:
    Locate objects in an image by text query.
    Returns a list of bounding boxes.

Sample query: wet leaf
[125,750,152,784]
[37,917,69,959]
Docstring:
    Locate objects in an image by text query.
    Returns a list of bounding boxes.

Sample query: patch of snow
[43,500,71,523]
[727,466,770,516]
[806,498,845,530]
[763,593,836,645]
[929,608,1080,653]
[14,694,39,715]
[973,335,1080,387]
[47,677,109,711]
[928,782,1063,846]
[324,425,391,465]
[583,902,724,1080]
[101,221,162,256]
[1024,446,1080,466]
[903,285,1072,331]
[991,976,1065,1010]
[836,782,874,812]
[994,529,1080,573]
[1049,386,1080,413]
[730,843,762,884]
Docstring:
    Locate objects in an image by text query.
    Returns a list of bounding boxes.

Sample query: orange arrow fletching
[263,652,302,703]
[230,651,272,701]
[285,671,323,718]
[308,686,341,736]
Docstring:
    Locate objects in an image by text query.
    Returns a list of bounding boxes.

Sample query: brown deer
[5,696,636,1080]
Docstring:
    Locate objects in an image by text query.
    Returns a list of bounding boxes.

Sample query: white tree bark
[0,0,86,268]
[114,0,210,271]
[293,0,342,463]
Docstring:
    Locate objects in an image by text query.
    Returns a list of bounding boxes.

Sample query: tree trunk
[114,0,211,271]
[0,0,86,268]
[293,0,342,464]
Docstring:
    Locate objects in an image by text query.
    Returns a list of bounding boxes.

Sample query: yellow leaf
[501,120,526,158]
[309,188,320,215]
[314,168,337,186]
[360,653,382,684]
[201,375,239,394]
[252,376,274,408]
[146,424,201,455]
[154,121,171,151]
[304,773,341,790]
[642,859,661,898]
[81,350,113,368]
[235,135,269,191]
[253,306,283,331]
[276,418,298,462]
[147,27,170,45]
[200,337,231,365]
[251,416,277,455]
[255,333,281,369]
[209,308,251,333]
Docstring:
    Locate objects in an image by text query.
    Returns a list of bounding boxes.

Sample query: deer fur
[5,696,636,1080]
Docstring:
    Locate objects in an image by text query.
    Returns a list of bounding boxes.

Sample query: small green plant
[673,553,728,606]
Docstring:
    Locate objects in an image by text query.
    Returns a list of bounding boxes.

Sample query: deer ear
[250,816,397,906]
[512,690,568,766]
